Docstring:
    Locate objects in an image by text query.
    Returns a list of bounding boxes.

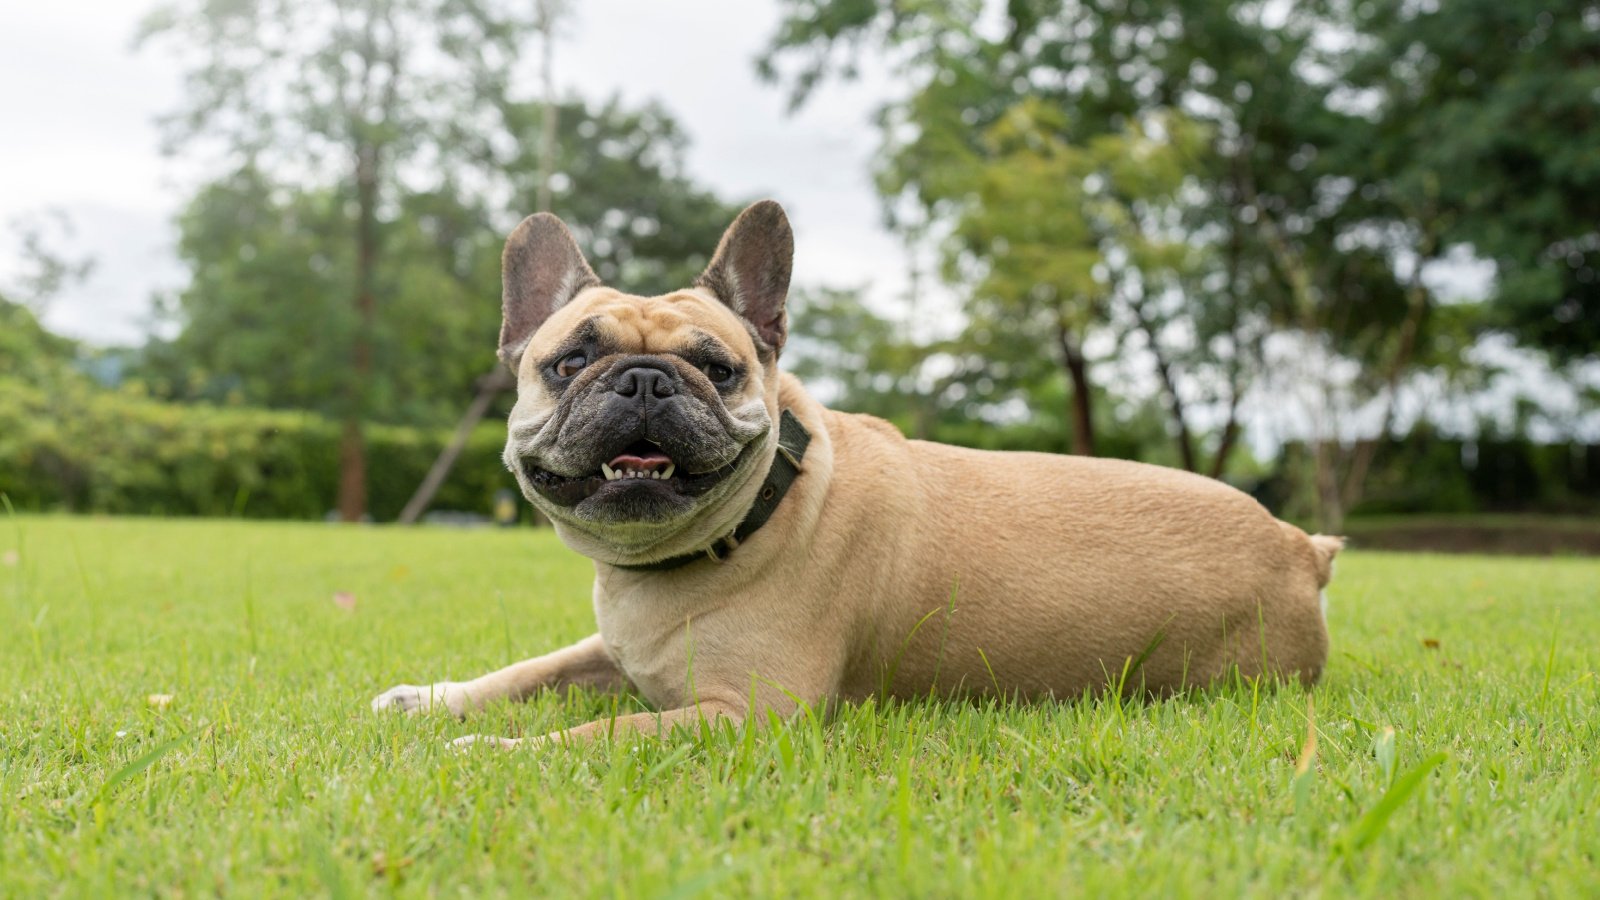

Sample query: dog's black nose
[613,366,676,399]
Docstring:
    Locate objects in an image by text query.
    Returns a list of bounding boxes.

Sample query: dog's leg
[370,633,629,717]
[451,695,747,750]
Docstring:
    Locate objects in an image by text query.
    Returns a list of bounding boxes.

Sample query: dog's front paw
[449,734,530,752]
[370,681,471,717]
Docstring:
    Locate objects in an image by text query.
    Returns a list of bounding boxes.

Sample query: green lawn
[2,516,1597,897]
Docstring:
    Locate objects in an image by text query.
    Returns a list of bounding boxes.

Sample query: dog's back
[814,401,1339,699]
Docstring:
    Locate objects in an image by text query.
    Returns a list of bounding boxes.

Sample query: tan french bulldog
[371,200,1342,748]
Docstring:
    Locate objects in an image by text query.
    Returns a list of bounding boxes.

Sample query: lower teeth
[600,469,673,481]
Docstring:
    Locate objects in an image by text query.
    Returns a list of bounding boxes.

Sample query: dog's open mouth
[601,441,676,481]
[522,439,756,507]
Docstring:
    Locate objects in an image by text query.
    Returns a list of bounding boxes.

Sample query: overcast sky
[0,0,906,345]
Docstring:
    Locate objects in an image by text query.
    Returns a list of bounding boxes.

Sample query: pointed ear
[499,213,601,368]
[694,200,793,355]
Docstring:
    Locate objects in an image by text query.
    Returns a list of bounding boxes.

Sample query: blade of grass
[1342,751,1448,853]
[1292,693,1317,813]
[92,727,203,810]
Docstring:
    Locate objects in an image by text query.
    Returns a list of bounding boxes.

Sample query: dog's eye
[703,362,734,384]
[554,352,588,379]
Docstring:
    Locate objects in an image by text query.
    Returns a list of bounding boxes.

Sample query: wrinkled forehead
[524,288,758,361]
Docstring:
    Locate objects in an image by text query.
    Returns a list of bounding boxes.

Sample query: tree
[1348,0,1600,363]
[139,97,746,414]
[0,294,79,385]
[761,0,1327,467]
[501,97,746,295]
[138,168,499,426]
[761,0,1508,527]
[947,102,1224,461]
[140,0,535,521]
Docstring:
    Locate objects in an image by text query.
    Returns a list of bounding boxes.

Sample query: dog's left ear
[695,200,793,355]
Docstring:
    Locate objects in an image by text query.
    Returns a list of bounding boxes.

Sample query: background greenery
[4,0,1596,529]
[2,517,1597,896]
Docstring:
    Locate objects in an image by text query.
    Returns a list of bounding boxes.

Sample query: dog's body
[373,202,1339,747]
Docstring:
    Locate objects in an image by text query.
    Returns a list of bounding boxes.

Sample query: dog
[372,200,1341,748]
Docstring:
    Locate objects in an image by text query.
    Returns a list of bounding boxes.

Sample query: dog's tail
[1280,521,1344,588]
[1306,534,1345,588]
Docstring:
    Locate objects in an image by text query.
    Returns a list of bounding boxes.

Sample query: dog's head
[498,200,793,564]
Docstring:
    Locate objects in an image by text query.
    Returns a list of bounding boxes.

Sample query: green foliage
[139,0,546,517]
[763,0,1368,466]
[0,295,78,383]
[502,98,748,296]
[760,0,1599,525]
[1348,0,1600,361]
[138,169,500,427]
[137,98,746,431]
[3,518,1600,893]
[787,287,1184,461]
[0,378,512,520]
[1261,433,1600,519]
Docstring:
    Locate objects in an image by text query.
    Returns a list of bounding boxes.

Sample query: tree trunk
[1057,323,1095,456]
[1206,211,1248,480]
[337,418,367,522]
[1133,301,1196,471]
[1207,418,1241,480]
[1337,230,1435,516]
[398,369,515,524]
[338,141,380,523]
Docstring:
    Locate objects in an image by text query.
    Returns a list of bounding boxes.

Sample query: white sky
[0,0,908,345]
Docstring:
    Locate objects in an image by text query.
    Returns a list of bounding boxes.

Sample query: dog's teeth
[601,463,618,481]
[662,463,675,479]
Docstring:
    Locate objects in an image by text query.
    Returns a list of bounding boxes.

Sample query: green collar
[612,409,811,573]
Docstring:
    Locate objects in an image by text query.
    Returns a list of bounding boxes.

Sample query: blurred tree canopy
[1347,0,1600,362]
[140,0,540,521]
[138,99,743,428]
[137,0,744,520]
[9,0,1589,527]
[0,295,79,386]
[760,0,1592,527]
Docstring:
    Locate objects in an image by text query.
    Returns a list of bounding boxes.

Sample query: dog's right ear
[499,213,601,369]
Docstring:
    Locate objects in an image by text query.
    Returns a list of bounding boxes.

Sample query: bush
[0,377,516,521]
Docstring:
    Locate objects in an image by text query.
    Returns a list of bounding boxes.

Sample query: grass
[2,515,1598,897]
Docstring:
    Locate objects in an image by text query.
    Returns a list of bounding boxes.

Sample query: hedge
[0,377,516,521]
